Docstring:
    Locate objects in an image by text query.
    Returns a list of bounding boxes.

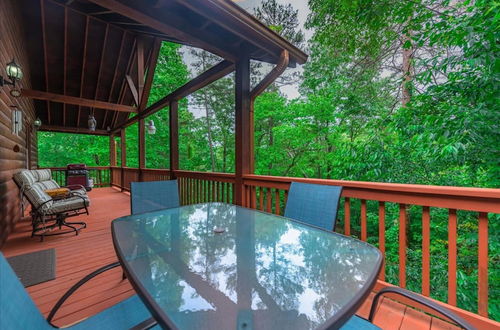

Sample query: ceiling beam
[85,0,236,62]
[111,59,234,134]
[138,38,162,112]
[22,89,138,113]
[125,74,139,106]
[39,124,109,136]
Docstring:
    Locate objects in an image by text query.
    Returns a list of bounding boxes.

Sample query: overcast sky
[182,0,311,112]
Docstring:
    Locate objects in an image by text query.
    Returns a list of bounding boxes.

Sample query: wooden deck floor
[2,187,459,329]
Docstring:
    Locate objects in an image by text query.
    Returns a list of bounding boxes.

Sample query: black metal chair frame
[17,182,89,241]
[47,262,157,330]
[367,287,475,330]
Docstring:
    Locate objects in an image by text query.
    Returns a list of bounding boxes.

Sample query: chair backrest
[284,182,343,231]
[130,180,180,215]
[13,169,59,212]
[0,253,51,329]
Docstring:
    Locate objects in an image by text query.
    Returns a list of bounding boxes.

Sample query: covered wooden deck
[2,187,461,329]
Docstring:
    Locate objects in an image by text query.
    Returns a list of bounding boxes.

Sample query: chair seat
[46,195,89,214]
[341,316,380,330]
[69,295,159,329]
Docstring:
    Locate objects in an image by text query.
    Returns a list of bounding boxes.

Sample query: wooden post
[234,56,251,206]
[138,119,145,181]
[109,135,116,166]
[169,100,179,179]
[120,129,126,191]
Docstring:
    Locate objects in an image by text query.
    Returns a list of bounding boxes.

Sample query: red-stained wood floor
[2,187,459,329]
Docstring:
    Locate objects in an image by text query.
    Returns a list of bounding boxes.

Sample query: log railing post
[169,100,179,180]
[234,56,251,206]
[138,119,145,181]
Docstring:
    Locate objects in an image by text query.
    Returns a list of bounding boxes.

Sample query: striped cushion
[46,195,89,214]
[33,169,52,182]
[38,180,59,190]
[13,170,37,188]
[24,185,53,212]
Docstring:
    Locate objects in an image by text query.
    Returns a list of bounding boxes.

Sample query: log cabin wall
[0,0,38,246]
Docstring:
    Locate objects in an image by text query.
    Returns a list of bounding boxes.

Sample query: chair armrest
[64,184,86,191]
[368,287,475,330]
[47,262,121,326]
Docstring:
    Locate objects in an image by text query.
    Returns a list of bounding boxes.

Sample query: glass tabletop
[112,203,382,330]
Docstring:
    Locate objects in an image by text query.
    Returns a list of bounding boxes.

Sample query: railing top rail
[41,166,111,170]
[243,174,500,200]
[174,170,236,182]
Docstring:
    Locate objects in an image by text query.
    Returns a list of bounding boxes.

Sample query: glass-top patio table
[112,203,382,330]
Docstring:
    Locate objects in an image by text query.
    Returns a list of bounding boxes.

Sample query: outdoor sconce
[1,59,23,97]
[147,120,156,134]
[11,106,23,136]
[33,117,42,130]
[88,114,97,131]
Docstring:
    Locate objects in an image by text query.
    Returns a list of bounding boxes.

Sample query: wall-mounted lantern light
[147,120,156,134]
[88,114,97,131]
[1,59,23,97]
[11,106,23,136]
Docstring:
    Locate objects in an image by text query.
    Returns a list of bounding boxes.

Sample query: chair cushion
[69,295,158,330]
[46,195,90,215]
[341,316,380,329]
[39,179,61,190]
[33,169,52,182]
[24,184,53,212]
[0,253,51,329]
[13,170,37,187]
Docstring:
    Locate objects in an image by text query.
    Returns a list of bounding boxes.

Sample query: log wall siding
[0,0,38,247]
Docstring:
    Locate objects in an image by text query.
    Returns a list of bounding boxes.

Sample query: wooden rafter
[92,23,110,115]
[21,89,138,113]
[40,124,109,135]
[125,75,139,106]
[138,38,162,112]
[111,59,235,134]
[85,0,236,62]
[102,30,126,129]
[136,38,145,105]
[40,0,51,124]
[77,15,90,127]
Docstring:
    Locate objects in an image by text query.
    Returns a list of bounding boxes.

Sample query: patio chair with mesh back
[0,252,157,329]
[13,169,89,241]
[130,180,180,215]
[284,182,343,231]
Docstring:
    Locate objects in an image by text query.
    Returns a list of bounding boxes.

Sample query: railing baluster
[378,201,385,281]
[448,209,457,306]
[422,206,431,296]
[344,197,351,236]
[399,203,407,289]
[275,189,280,215]
[266,188,272,213]
[361,199,367,241]
[259,187,264,211]
[478,212,488,317]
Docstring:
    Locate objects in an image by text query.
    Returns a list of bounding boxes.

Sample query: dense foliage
[38,0,499,320]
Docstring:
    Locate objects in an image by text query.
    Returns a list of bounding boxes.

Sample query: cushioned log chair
[130,180,180,215]
[284,183,473,329]
[13,169,89,241]
[0,253,157,329]
[284,182,343,231]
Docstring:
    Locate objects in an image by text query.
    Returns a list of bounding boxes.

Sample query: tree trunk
[401,33,413,107]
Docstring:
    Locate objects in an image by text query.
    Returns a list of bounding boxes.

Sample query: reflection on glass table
[112,203,382,329]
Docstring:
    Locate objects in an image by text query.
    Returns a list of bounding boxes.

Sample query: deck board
[2,187,458,329]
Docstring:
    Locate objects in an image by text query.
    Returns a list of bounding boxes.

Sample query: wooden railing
[46,166,499,326]
[43,166,111,188]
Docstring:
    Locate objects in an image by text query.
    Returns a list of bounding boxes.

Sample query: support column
[138,119,145,181]
[109,135,117,166]
[169,100,179,179]
[234,56,251,206]
[120,129,126,191]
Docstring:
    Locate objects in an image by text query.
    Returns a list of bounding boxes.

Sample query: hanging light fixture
[1,59,23,97]
[33,117,42,129]
[146,120,156,134]
[88,114,97,131]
